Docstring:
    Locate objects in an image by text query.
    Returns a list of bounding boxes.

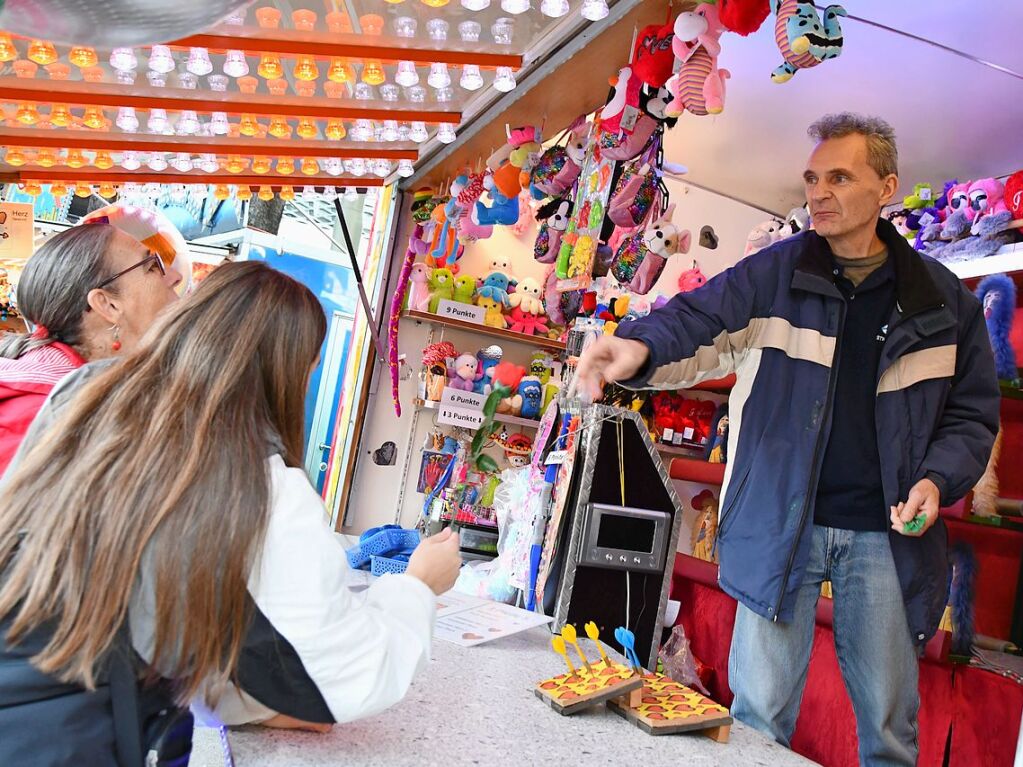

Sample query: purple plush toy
[976,273,1019,383]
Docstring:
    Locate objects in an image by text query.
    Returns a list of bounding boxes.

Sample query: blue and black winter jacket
[616,218,1000,646]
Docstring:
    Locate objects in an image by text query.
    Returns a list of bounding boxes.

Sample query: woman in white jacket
[0,261,460,763]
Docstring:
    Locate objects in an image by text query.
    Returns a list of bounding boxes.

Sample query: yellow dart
[551,635,577,677]
[585,621,611,667]
[561,624,593,675]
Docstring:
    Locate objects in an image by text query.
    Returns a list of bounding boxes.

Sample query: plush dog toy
[665,3,730,117]
[534,198,573,264]
[770,0,846,83]
[632,204,691,294]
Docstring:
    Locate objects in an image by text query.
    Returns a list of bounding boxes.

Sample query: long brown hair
[0,260,326,702]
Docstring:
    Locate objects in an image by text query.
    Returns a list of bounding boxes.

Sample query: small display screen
[596,513,656,553]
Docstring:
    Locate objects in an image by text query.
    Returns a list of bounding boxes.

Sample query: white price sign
[436,299,485,325]
[441,387,485,411]
[437,405,485,430]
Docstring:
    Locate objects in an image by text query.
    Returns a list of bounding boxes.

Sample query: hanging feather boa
[388,223,426,417]
[949,542,977,657]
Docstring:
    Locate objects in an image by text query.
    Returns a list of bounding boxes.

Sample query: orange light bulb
[291,9,317,30]
[94,151,114,170]
[98,182,117,198]
[22,181,42,196]
[293,55,319,82]
[267,78,288,96]
[295,80,316,98]
[4,149,26,166]
[325,119,346,140]
[45,62,71,80]
[279,185,295,201]
[237,76,259,94]
[236,185,253,201]
[13,59,38,78]
[65,149,86,168]
[81,66,104,83]
[361,61,385,86]
[327,58,352,84]
[276,158,295,175]
[326,11,353,34]
[268,116,291,138]
[69,46,98,68]
[36,149,58,168]
[257,185,274,201]
[251,156,272,174]
[213,184,231,201]
[239,114,259,137]
[255,6,282,28]
[257,53,283,79]
[360,14,384,35]
[15,103,40,125]
[49,181,68,196]
[74,182,92,198]
[49,104,72,127]
[226,155,247,174]
[301,158,319,175]
[27,40,57,66]
[324,81,345,99]
[83,107,105,130]
[296,119,317,139]
[0,34,17,63]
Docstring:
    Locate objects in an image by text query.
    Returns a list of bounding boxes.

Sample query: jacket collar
[793,218,945,318]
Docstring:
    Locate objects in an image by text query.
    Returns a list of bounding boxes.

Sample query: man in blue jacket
[576,113,999,766]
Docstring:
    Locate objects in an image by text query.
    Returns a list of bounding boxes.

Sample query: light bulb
[276,158,295,175]
[120,151,141,170]
[394,16,417,37]
[501,0,530,13]
[27,40,57,66]
[224,9,246,24]
[374,125,386,142]
[256,7,282,28]
[302,186,319,201]
[170,153,192,172]
[239,114,259,136]
[292,9,317,31]
[395,62,419,88]
[16,103,40,125]
[223,51,249,78]
[74,182,92,198]
[360,14,384,35]
[491,18,514,44]
[98,182,117,199]
[65,149,85,168]
[326,11,353,34]
[434,86,453,103]
[267,78,288,96]
[269,116,291,138]
[22,181,42,196]
[147,109,168,133]
[580,0,609,20]
[4,149,26,166]
[94,151,114,170]
[427,19,450,41]
[45,62,70,80]
[226,156,246,174]
[81,66,105,84]
[410,121,429,143]
[459,21,482,41]
[293,55,319,81]
[146,71,167,88]
[540,0,569,16]
[380,84,400,102]
[301,158,319,175]
[178,72,198,90]
[177,110,200,135]
[186,47,213,76]
[279,185,296,202]
[236,185,253,201]
[323,158,343,176]
[398,123,411,141]
[0,34,15,63]
[110,47,138,72]
[354,82,375,100]
[295,80,316,98]
[13,59,38,78]
[83,107,105,130]
[362,61,385,86]
[200,154,219,173]
[296,119,317,139]
[210,112,230,135]
[460,64,484,91]
[345,159,366,176]
[50,181,68,196]
[237,76,259,94]
[420,0,450,8]
[325,119,346,140]
[494,66,517,92]
[115,106,139,132]
[257,54,283,80]
[36,149,58,168]
[147,153,168,171]
[169,184,187,204]
[437,123,457,144]
[372,159,392,177]
[325,81,345,99]
[327,58,353,84]
[208,74,228,92]
[397,159,415,178]
[428,63,451,89]
[148,45,176,74]
[214,184,231,201]
[251,156,271,174]
[116,70,136,85]
[383,120,400,141]
[69,46,98,68]
[406,85,427,103]
[352,119,374,141]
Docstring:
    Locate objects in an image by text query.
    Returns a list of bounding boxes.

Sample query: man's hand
[890,478,941,537]
[572,336,650,402]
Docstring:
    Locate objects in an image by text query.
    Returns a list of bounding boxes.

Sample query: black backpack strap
[107,627,144,767]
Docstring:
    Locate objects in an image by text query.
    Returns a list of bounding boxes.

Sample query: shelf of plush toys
[405,309,567,353]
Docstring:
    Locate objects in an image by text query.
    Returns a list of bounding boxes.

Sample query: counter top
[191,627,819,767]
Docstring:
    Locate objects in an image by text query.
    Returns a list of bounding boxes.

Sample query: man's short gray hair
[807,112,898,179]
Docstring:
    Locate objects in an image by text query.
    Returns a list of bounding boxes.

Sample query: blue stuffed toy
[517,376,544,420]
[976,273,1019,384]
[477,271,516,305]
[473,348,502,395]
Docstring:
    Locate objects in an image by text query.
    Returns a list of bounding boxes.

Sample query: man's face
[803,134,897,239]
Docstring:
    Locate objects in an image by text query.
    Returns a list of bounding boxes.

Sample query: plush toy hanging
[770,0,847,83]
[534,198,573,264]
[665,2,730,117]
[744,218,787,256]
[718,0,771,35]
[388,224,425,416]
[678,261,707,292]
[632,21,677,88]
[976,274,1019,383]
[610,204,691,294]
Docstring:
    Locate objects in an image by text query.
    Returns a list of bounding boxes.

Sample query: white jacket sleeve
[243,455,436,724]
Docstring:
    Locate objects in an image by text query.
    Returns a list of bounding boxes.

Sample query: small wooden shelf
[404,310,567,353]
[667,456,726,486]
[414,397,541,430]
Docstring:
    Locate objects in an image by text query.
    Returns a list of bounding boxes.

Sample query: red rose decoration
[492,361,526,391]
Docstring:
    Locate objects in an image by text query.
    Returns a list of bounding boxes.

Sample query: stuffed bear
[427,268,455,313]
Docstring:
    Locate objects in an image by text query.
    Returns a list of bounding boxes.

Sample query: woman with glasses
[0,210,183,473]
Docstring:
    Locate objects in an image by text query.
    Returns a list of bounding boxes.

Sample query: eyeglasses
[94,253,166,291]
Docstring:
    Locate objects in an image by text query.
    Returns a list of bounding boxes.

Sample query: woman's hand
[406,527,462,595]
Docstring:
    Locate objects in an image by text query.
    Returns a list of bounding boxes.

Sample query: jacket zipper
[771,298,845,621]
[710,464,752,560]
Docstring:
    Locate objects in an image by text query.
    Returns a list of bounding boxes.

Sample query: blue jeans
[729,525,919,767]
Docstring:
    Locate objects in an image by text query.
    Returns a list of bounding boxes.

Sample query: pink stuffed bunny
[407,263,433,312]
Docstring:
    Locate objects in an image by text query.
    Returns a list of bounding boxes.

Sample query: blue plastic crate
[371,555,410,576]
[346,527,420,570]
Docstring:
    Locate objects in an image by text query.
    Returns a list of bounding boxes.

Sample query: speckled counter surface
[193,627,819,767]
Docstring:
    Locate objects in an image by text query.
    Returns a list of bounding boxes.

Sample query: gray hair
[0,224,117,359]
[807,112,898,179]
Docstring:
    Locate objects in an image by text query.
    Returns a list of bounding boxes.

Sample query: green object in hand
[903,514,927,533]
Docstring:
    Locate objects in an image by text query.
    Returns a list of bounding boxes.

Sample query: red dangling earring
[111,325,122,352]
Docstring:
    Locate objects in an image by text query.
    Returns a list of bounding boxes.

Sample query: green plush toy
[427,268,455,313]
[903,183,934,210]
[452,274,477,305]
